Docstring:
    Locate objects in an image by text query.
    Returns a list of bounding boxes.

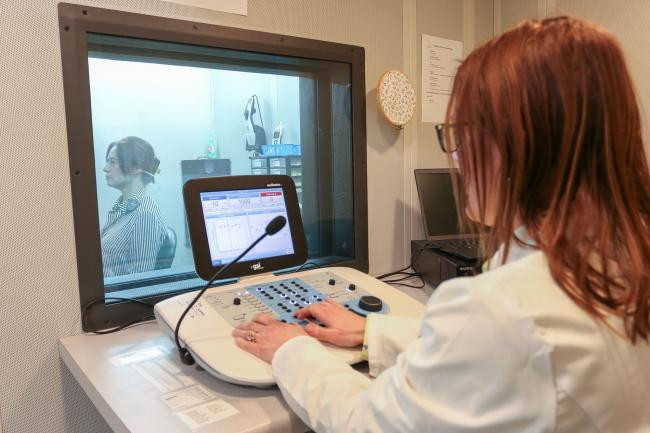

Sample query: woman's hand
[295,300,366,347]
[233,314,307,363]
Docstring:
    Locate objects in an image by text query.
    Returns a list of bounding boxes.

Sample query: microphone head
[265,216,286,235]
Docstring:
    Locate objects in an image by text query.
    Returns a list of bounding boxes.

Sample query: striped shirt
[100,189,166,278]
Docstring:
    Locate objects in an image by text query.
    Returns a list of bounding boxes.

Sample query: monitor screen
[415,170,477,238]
[184,175,307,280]
[200,187,294,266]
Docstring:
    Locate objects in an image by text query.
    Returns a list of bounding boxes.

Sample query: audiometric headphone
[244,94,264,127]
[243,94,266,153]
[137,169,159,179]
[136,155,160,182]
[244,96,252,121]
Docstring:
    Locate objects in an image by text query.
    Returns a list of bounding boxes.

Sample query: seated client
[101,136,167,277]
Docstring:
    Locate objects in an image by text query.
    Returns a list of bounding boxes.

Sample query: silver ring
[246,330,257,343]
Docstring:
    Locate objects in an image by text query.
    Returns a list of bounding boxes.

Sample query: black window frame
[57,3,368,331]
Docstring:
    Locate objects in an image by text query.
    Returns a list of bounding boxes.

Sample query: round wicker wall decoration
[377,70,416,129]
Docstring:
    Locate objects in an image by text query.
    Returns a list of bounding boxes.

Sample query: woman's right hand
[294,300,366,347]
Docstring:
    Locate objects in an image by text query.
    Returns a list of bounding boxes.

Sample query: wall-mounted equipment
[377,70,416,129]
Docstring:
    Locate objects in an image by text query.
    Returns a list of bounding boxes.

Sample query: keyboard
[428,238,480,262]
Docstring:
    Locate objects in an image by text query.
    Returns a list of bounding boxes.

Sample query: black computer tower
[411,240,482,287]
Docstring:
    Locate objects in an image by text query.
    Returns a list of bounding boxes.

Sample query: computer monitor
[414,168,478,240]
[183,175,307,280]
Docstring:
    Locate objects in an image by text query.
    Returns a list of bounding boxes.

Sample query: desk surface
[59,282,432,433]
[59,323,308,433]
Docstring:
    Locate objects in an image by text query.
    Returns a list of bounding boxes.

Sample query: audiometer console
[155,175,423,387]
[155,267,424,387]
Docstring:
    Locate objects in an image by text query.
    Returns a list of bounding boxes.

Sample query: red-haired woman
[234,17,650,432]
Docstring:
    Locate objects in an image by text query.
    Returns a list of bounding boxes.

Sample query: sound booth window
[59,2,367,328]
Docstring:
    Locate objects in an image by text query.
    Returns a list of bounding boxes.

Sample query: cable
[376,241,444,289]
[385,280,426,289]
[295,261,319,271]
[175,232,266,364]
[376,264,412,280]
[383,271,426,289]
[377,241,433,281]
[382,273,420,282]
[81,296,156,335]
[174,215,287,365]
[376,241,432,287]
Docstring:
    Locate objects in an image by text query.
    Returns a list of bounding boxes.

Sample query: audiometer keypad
[202,271,388,328]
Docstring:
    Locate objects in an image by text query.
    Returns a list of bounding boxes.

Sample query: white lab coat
[272,234,650,432]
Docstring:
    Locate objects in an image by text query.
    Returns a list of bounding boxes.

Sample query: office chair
[155,226,177,270]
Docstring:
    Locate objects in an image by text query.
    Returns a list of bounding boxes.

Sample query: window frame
[58,3,368,331]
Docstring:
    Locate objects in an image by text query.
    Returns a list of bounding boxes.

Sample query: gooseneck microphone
[174,215,287,365]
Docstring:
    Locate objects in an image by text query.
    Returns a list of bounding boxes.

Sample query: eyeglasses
[434,123,462,153]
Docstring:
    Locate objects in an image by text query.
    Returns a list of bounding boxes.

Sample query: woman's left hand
[232,314,308,363]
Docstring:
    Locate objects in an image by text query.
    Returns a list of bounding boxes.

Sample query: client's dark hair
[106,136,160,185]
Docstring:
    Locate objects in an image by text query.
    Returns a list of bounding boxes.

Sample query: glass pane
[87,33,355,297]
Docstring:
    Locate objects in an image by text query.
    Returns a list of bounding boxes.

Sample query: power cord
[376,242,433,289]
[382,273,426,289]
[81,296,156,335]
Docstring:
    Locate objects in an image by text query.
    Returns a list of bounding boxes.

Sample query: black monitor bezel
[57,3,368,332]
[184,175,308,280]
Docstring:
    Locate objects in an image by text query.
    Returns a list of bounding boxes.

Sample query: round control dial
[358,295,383,312]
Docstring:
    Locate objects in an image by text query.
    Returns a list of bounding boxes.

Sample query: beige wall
[475,0,495,45]
[497,0,650,156]
[556,0,650,156]
[404,1,493,241]
[416,0,465,170]
[353,0,407,275]
[404,0,465,241]
[500,0,537,29]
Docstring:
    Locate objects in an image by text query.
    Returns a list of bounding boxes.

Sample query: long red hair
[448,16,650,342]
